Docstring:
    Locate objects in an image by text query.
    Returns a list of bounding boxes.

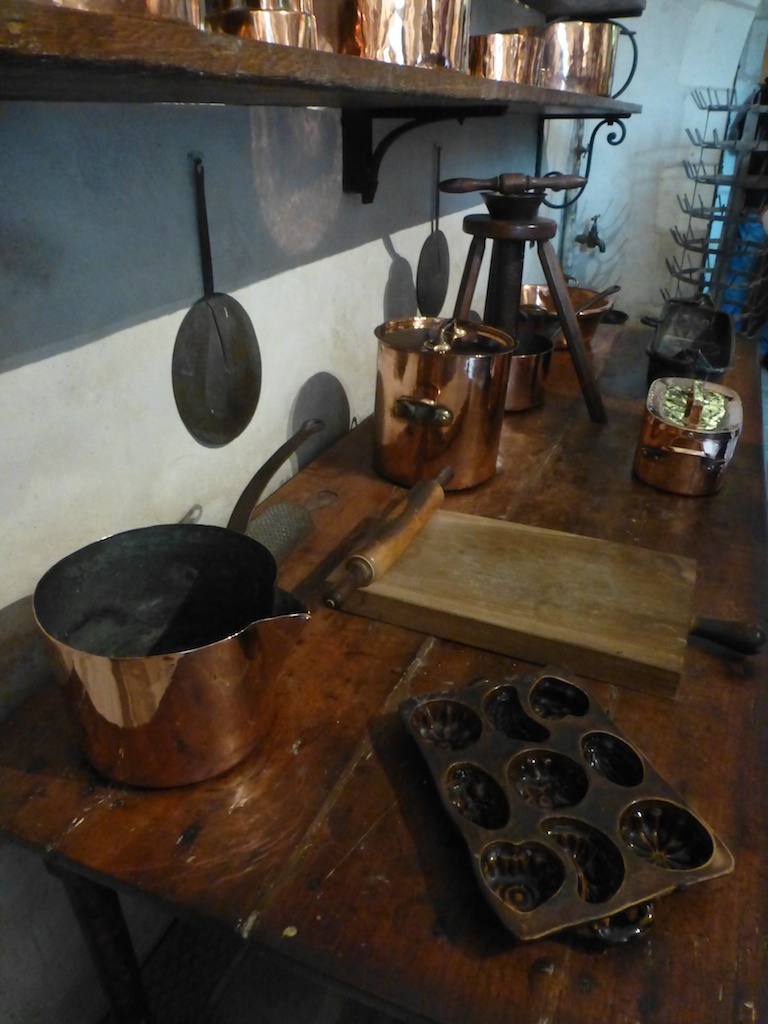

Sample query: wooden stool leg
[538,239,607,424]
[484,239,526,337]
[453,236,486,320]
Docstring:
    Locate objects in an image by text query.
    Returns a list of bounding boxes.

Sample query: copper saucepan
[32,421,323,788]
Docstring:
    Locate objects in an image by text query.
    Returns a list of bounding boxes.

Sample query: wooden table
[1,328,766,1024]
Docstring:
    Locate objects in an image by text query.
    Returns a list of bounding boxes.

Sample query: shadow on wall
[0,102,532,373]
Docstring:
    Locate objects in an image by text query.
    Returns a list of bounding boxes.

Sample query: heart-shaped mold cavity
[582,732,645,787]
[481,841,564,913]
[509,750,589,810]
[445,762,509,829]
[483,684,550,742]
[409,700,482,750]
[619,800,714,870]
[543,819,625,903]
[529,676,589,719]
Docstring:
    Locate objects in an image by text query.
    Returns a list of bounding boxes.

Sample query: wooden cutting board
[338,511,697,698]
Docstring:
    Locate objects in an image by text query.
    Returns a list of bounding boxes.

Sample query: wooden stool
[453,213,607,424]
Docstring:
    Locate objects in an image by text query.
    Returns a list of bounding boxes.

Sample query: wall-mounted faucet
[575,215,606,252]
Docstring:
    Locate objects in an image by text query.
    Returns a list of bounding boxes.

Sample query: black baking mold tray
[399,666,734,942]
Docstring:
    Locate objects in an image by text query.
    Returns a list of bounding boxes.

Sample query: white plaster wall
[546,0,766,316]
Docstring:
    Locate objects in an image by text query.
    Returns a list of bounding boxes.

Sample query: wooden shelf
[0,0,641,115]
[523,0,646,18]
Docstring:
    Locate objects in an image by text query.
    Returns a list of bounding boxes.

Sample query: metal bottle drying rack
[667,86,768,336]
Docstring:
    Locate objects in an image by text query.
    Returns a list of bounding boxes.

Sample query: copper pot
[469,28,543,85]
[519,284,613,349]
[31,423,324,788]
[538,20,637,98]
[46,0,202,28]
[373,317,515,491]
[33,525,309,787]
[206,8,319,46]
[633,377,743,497]
[505,335,553,412]
[350,0,471,70]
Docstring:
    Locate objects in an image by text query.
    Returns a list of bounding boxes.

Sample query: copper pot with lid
[373,317,515,490]
[633,377,743,497]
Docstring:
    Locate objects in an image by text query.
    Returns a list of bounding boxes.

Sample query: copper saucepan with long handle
[32,420,324,789]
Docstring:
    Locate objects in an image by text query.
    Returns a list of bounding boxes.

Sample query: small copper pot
[633,377,743,497]
[469,29,543,85]
[505,335,553,412]
[373,317,515,490]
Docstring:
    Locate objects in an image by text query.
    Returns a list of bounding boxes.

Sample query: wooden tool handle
[689,618,766,656]
[440,174,587,196]
[324,467,452,610]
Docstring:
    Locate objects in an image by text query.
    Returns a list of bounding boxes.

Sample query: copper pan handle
[440,174,587,196]
[324,467,452,610]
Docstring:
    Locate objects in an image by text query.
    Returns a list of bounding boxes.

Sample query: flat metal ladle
[172,157,262,448]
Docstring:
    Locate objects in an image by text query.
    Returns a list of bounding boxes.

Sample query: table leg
[46,861,155,1024]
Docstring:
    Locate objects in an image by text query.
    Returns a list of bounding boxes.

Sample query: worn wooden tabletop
[0,327,765,1024]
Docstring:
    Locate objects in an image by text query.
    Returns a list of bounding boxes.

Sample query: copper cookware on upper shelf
[349,0,471,70]
[43,0,202,27]
[470,19,637,99]
[469,28,542,86]
[206,6,319,47]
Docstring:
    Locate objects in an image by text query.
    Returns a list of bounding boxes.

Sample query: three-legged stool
[444,174,607,424]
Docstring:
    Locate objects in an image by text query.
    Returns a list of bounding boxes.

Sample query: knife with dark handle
[688,618,766,655]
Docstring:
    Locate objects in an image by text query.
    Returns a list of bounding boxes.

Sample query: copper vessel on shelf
[538,20,623,97]
[206,7,318,46]
[469,29,542,85]
[350,0,471,70]
[46,0,202,27]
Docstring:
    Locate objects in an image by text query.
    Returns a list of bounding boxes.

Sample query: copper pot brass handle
[440,173,587,196]
[324,467,453,609]
[393,397,453,425]
[689,618,766,656]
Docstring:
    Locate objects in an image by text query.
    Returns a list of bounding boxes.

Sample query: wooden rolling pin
[440,174,587,195]
[324,467,453,610]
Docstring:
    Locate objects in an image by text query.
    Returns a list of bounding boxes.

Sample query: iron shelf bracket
[543,116,629,209]
[341,106,506,203]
